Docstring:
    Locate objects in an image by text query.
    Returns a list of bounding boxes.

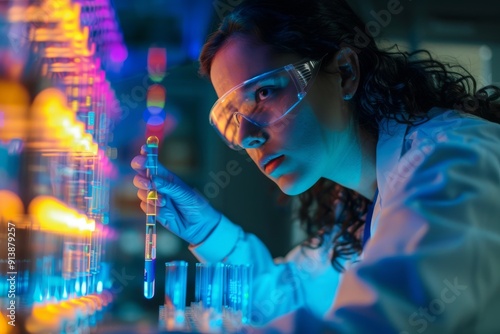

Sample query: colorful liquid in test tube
[144,136,159,298]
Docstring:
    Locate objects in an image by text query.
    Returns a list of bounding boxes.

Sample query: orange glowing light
[147,84,166,112]
[28,196,95,233]
[29,196,72,233]
[0,80,30,108]
[86,294,104,311]
[68,123,85,141]
[0,80,30,141]
[29,88,101,154]
[57,301,79,321]
[0,190,24,221]
[26,304,60,332]
[74,133,96,154]
[32,88,69,117]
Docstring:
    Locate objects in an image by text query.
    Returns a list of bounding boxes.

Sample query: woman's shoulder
[404,107,500,154]
[377,107,500,194]
[409,107,500,138]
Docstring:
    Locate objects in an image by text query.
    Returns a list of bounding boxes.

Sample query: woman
[132,0,500,332]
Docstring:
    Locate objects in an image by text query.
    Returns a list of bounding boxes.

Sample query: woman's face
[210,35,358,195]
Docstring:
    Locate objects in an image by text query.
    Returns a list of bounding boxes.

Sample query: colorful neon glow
[1,1,124,330]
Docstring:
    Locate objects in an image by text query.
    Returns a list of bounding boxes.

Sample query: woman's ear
[332,47,360,101]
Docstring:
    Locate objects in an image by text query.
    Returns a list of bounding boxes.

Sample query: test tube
[144,136,159,299]
[195,263,225,332]
[240,264,253,325]
[164,261,188,330]
[225,264,253,326]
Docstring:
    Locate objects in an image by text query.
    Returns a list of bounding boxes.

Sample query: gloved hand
[131,145,221,245]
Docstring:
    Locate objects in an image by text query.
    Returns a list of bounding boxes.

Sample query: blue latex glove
[131,146,221,245]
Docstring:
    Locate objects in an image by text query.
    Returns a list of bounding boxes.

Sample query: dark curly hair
[199,0,500,271]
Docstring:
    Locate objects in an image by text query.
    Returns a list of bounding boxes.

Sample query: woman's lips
[264,155,285,174]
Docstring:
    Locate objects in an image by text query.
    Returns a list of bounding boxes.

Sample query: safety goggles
[208,57,324,150]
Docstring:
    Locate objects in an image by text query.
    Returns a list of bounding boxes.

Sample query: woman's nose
[237,116,268,149]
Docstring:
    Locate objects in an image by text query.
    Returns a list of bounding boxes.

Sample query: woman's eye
[256,87,274,101]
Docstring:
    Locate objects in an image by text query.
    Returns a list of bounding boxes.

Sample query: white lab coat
[191,108,500,333]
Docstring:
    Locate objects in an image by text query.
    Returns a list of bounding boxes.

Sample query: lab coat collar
[375,118,410,203]
[361,118,409,245]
